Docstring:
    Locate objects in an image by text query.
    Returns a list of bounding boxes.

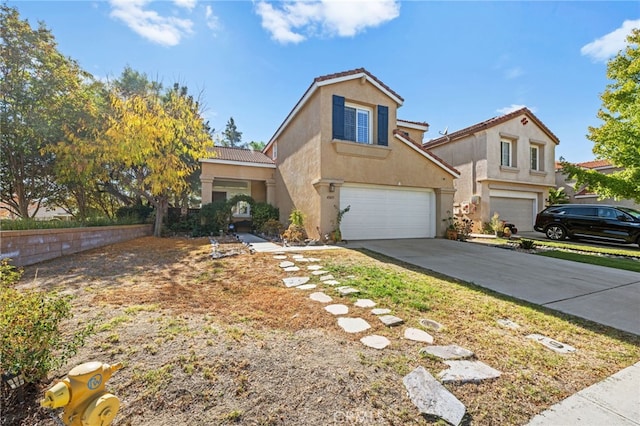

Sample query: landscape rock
[309,292,332,303]
[379,315,404,327]
[497,318,521,329]
[325,304,349,315]
[282,277,310,288]
[337,286,360,295]
[403,366,466,426]
[292,254,304,259]
[311,270,329,275]
[283,266,300,272]
[319,274,335,281]
[360,335,390,349]
[526,334,576,354]
[296,284,317,290]
[404,327,434,344]
[419,318,444,332]
[438,360,501,384]
[337,317,371,333]
[371,308,391,315]
[279,261,295,268]
[354,299,376,308]
[419,345,474,360]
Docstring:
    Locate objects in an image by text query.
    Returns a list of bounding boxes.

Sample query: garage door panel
[490,197,534,232]
[340,186,434,240]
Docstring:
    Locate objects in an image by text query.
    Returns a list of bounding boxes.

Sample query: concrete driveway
[349,238,640,335]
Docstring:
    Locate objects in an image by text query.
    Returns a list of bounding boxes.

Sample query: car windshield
[618,207,640,220]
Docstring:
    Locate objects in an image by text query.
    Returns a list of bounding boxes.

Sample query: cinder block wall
[0,225,153,267]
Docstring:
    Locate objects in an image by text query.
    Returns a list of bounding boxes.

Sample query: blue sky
[10,0,640,163]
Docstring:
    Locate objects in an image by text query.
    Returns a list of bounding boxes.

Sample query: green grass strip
[536,250,640,273]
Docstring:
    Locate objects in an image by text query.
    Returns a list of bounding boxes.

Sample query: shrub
[282,209,307,244]
[116,204,154,222]
[252,202,279,232]
[200,201,232,235]
[260,219,285,237]
[519,239,536,250]
[0,259,93,384]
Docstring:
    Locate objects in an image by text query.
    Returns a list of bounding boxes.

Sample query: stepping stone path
[323,280,341,286]
[307,265,323,270]
[319,274,335,281]
[296,284,317,290]
[379,315,404,327]
[403,366,466,426]
[337,317,371,333]
[282,277,310,288]
[273,255,288,260]
[284,266,300,272]
[438,360,502,384]
[354,299,376,308]
[404,327,434,344]
[292,254,304,259]
[497,318,521,329]
[307,258,321,262]
[526,334,576,354]
[420,318,444,332]
[279,261,295,268]
[311,270,329,275]
[325,304,349,315]
[309,292,332,303]
[360,335,390,349]
[371,308,391,315]
[420,345,474,360]
[337,286,359,295]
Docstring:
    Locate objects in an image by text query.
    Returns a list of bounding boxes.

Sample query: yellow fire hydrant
[41,361,123,426]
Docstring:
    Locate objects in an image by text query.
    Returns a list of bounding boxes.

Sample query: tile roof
[422,107,560,149]
[398,118,429,128]
[576,159,612,169]
[205,146,274,165]
[314,68,404,103]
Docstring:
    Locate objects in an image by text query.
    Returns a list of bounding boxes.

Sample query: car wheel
[545,224,566,240]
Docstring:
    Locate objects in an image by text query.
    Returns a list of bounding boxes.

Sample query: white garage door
[490,197,535,232]
[339,185,435,240]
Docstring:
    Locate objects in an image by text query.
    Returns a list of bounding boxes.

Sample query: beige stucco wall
[428,116,557,228]
[397,124,425,144]
[200,162,275,205]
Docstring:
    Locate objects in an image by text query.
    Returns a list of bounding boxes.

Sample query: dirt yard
[4,236,639,425]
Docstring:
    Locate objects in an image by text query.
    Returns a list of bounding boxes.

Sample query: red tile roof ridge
[398,118,429,127]
[314,67,404,103]
[576,159,612,169]
[206,146,274,164]
[423,107,559,148]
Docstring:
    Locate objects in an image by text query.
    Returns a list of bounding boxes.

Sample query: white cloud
[580,19,640,62]
[504,67,523,79]
[173,0,197,10]
[109,0,193,47]
[497,104,537,115]
[255,0,400,44]
[205,5,220,31]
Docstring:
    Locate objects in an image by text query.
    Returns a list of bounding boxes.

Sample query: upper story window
[530,145,539,170]
[500,140,512,167]
[344,104,371,144]
[272,141,278,160]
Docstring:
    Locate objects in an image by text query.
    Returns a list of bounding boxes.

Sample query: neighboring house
[556,160,640,209]
[423,108,559,232]
[0,202,72,221]
[200,68,459,240]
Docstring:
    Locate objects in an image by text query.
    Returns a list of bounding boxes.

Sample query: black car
[534,204,640,246]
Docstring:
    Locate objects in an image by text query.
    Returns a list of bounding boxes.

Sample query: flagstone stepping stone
[337,286,360,295]
[307,257,321,262]
[296,284,316,290]
[404,327,434,344]
[419,318,444,332]
[419,345,474,360]
[292,254,304,259]
[273,251,285,255]
[273,255,288,260]
[311,270,329,275]
[360,335,390,349]
[319,274,335,281]
[497,318,521,329]
[307,265,323,270]
[379,315,404,327]
[309,292,332,303]
[354,299,376,308]
[403,366,466,426]
[438,360,501,384]
[337,317,371,333]
[323,280,341,286]
[526,334,576,354]
[325,304,349,315]
[371,308,391,315]
[279,261,295,268]
[284,266,300,272]
[296,258,310,262]
[282,277,310,288]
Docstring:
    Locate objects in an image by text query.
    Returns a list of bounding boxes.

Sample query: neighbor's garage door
[490,197,535,232]
[339,185,435,240]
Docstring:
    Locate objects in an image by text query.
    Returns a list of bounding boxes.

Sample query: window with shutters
[345,103,371,144]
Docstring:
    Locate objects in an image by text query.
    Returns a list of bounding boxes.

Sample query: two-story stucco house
[423,108,559,232]
[200,68,459,240]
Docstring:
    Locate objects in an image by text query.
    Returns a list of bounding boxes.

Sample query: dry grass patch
[8,237,639,426]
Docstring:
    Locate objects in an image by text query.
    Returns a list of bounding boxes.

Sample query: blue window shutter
[377,105,388,146]
[332,95,345,140]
